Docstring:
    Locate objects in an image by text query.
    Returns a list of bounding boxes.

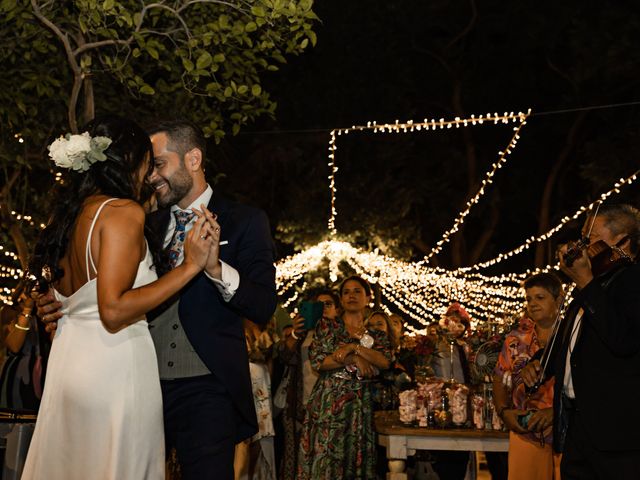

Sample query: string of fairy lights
[275,239,527,331]
[276,109,638,329]
[327,111,530,235]
[453,169,640,273]
[1,109,638,324]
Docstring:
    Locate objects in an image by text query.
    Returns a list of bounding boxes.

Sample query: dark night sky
[215,0,640,270]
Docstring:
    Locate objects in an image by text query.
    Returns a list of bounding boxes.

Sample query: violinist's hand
[526,407,553,433]
[520,359,541,388]
[558,242,594,289]
[502,409,528,434]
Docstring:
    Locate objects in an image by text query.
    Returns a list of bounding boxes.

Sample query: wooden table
[375,411,509,480]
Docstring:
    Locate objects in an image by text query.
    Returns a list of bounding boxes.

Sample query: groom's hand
[33,289,63,333]
[197,204,222,280]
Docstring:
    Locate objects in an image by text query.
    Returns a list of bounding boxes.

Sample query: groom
[38,119,277,479]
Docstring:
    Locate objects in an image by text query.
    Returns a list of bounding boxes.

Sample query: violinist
[493,273,563,480]
[520,203,640,480]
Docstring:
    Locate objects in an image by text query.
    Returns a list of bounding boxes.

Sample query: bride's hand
[182,215,214,270]
[196,205,222,277]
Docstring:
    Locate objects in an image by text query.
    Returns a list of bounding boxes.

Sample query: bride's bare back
[55,195,146,299]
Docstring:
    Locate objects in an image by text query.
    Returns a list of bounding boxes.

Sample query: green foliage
[0,0,318,298]
[0,0,317,145]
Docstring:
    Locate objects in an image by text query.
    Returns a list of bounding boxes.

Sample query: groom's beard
[154,168,193,209]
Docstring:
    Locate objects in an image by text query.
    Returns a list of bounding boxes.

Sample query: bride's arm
[95,202,212,332]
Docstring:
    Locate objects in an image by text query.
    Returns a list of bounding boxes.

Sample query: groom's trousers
[162,374,236,480]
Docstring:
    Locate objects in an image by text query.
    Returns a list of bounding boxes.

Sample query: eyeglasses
[322,301,335,307]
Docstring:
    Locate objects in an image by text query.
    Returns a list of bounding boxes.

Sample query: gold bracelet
[14,323,30,332]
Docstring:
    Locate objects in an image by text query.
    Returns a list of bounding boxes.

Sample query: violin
[562,237,632,277]
[562,201,633,277]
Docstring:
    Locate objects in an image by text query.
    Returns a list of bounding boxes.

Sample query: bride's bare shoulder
[82,196,144,224]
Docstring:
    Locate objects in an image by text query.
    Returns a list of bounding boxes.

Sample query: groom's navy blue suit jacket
[147,193,277,441]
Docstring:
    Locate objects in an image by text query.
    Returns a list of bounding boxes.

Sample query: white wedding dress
[22,199,165,480]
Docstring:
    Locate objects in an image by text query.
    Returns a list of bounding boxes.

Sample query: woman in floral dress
[298,275,392,479]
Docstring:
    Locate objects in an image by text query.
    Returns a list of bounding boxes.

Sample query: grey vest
[149,300,210,379]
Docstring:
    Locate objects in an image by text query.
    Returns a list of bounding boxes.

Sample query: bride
[22,115,216,479]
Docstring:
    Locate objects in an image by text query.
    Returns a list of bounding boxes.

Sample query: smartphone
[298,301,324,330]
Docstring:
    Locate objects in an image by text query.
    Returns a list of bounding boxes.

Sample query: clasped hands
[501,359,553,434]
[332,343,376,378]
[185,204,223,279]
[35,203,223,333]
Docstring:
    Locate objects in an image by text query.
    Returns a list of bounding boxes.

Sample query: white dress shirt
[563,308,584,399]
[164,184,239,301]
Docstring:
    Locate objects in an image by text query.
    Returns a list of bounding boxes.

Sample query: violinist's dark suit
[547,261,640,479]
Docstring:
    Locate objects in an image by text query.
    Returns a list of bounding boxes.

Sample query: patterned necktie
[167,210,195,269]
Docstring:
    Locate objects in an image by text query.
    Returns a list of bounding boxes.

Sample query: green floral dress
[297,316,392,480]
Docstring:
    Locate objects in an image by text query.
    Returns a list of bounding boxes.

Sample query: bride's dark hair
[30,115,164,285]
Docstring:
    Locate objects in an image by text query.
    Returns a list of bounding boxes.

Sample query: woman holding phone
[276,290,340,480]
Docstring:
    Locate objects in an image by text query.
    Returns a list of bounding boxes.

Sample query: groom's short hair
[148,119,207,162]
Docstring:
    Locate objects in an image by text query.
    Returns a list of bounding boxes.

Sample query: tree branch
[73,38,132,56]
[144,3,192,39]
[445,0,478,50]
[178,0,250,15]
[31,0,83,132]
[534,111,587,266]
[470,200,500,264]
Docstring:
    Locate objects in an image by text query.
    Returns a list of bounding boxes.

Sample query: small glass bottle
[436,391,452,428]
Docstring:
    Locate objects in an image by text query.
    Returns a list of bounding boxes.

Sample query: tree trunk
[450,80,478,267]
[0,170,29,271]
[534,112,587,267]
[82,71,95,125]
[469,199,500,264]
[9,224,30,271]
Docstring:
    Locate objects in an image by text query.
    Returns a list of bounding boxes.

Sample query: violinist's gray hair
[595,203,640,257]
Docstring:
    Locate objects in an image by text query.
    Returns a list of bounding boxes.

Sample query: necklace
[346,322,374,348]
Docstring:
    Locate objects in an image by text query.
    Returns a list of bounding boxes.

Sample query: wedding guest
[297,276,392,479]
[235,319,276,480]
[430,302,472,480]
[366,310,391,336]
[493,273,563,480]
[0,285,49,411]
[388,313,405,351]
[274,290,339,480]
[432,302,471,384]
[366,310,398,411]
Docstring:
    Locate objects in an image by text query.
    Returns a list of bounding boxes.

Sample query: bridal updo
[30,115,158,285]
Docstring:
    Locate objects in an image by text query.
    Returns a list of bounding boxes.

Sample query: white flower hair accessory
[48,132,112,172]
